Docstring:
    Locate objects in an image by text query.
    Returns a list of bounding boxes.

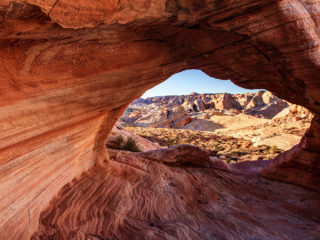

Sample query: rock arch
[0,0,319,239]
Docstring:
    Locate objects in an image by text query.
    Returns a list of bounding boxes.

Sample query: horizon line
[140,90,266,99]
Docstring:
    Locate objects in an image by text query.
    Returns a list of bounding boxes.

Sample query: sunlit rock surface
[0,0,319,238]
[120,91,291,128]
[262,116,320,192]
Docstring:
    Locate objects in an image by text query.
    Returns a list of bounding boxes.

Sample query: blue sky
[142,69,260,98]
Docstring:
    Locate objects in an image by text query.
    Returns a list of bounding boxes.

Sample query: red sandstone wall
[0,0,319,238]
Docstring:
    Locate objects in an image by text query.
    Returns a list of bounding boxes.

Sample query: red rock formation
[215,93,238,110]
[124,91,290,128]
[167,107,193,128]
[0,0,320,239]
[31,148,320,240]
[262,116,320,192]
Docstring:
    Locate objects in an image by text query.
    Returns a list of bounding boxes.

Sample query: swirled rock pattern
[0,0,319,239]
[31,149,320,240]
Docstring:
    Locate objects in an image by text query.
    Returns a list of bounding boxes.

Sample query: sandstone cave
[0,1,319,240]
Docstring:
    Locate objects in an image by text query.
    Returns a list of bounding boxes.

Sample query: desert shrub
[168,139,176,146]
[123,137,141,152]
[230,157,239,163]
[269,145,279,155]
[115,135,124,147]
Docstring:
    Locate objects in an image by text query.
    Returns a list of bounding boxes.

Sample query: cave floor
[32,150,320,240]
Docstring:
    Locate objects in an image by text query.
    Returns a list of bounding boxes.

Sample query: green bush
[115,135,124,147]
[123,137,141,152]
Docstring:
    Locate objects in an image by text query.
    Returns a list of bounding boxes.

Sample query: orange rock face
[0,0,319,239]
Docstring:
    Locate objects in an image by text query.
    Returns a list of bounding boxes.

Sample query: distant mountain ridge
[133,90,288,116]
[120,90,290,129]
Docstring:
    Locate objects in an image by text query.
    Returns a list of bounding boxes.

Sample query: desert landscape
[0,1,320,239]
[112,91,313,163]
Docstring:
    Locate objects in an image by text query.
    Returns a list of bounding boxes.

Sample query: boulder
[106,123,161,152]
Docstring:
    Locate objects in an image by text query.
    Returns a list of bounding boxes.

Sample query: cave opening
[106,69,312,165]
[1,1,320,239]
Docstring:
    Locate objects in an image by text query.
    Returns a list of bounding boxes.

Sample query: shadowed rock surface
[0,0,320,239]
[32,148,320,240]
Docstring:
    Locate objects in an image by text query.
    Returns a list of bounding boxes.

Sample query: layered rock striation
[0,0,320,239]
[32,148,320,240]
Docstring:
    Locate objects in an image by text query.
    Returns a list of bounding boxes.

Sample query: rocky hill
[121,90,289,129]
[120,91,313,152]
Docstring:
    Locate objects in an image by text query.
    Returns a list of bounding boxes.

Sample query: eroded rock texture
[0,0,320,239]
[262,116,320,191]
[31,149,320,240]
